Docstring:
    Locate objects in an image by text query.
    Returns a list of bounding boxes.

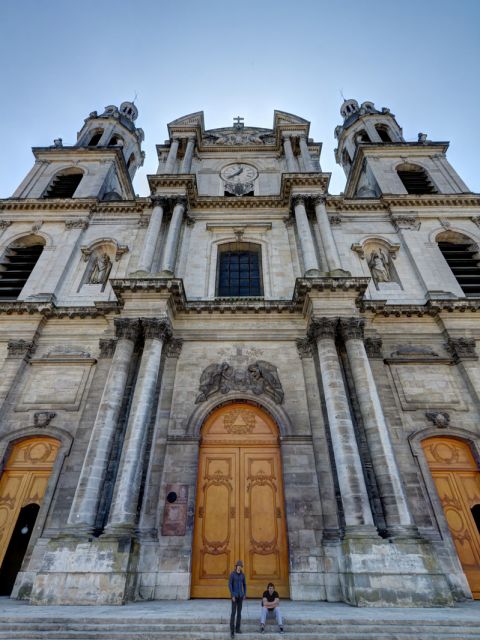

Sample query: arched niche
[351,236,401,290]
[79,238,128,291]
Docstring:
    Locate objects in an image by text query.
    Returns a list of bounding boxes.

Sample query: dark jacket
[229,570,247,598]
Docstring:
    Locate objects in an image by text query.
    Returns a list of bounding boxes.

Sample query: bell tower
[12,102,144,201]
[334,98,469,198]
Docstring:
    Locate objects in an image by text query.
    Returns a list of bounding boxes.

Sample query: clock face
[220,163,258,184]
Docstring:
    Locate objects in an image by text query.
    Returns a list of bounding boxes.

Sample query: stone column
[309,317,375,531]
[339,318,415,534]
[136,198,165,273]
[160,197,186,275]
[292,195,319,276]
[313,196,343,274]
[164,137,180,174]
[105,317,172,534]
[67,318,140,533]
[181,136,195,173]
[283,134,298,172]
[299,134,313,171]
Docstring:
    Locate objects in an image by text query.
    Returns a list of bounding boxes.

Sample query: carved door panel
[422,437,480,599]
[242,448,289,598]
[191,450,238,598]
[0,437,60,568]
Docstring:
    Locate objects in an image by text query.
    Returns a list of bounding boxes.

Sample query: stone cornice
[0,198,149,214]
[0,301,119,318]
[327,193,480,212]
[360,298,480,317]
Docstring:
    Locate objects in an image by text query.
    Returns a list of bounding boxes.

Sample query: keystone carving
[195,360,284,404]
[426,411,450,429]
[33,412,56,428]
[446,337,477,362]
[0,220,11,230]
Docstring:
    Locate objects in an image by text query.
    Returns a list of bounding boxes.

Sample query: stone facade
[0,100,479,607]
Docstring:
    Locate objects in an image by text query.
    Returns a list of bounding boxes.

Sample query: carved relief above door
[422,437,480,599]
[191,403,289,598]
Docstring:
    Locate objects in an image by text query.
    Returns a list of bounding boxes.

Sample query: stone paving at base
[0,597,479,623]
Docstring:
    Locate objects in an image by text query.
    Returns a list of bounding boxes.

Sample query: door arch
[191,402,289,598]
[0,437,60,595]
[422,436,480,599]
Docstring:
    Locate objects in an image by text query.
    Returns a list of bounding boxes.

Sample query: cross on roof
[233,115,244,129]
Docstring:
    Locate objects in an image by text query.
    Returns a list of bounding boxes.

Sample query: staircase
[0,600,479,640]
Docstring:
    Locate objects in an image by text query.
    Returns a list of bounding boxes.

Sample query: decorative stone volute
[339,317,365,341]
[114,318,141,342]
[142,317,172,341]
[308,317,337,341]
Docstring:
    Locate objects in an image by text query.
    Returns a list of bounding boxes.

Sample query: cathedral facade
[0,99,479,606]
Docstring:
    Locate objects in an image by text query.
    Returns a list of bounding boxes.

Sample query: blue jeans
[230,597,243,633]
[260,606,283,626]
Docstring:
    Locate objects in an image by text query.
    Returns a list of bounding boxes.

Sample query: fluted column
[136,198,165,273]
[181,136,196,173]
[67,318,140,533]
[310,317,375,531]
[283,134,298,172]
[164,137,180,173]
[105,317,172,534]
[292,195,319,276]
[339,318,415,534]
[299,134,313,171]
[160,197,186,275]
[313,196,343,273]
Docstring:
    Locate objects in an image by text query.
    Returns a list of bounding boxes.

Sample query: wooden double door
[191,403,289,598]
[422,437,480,599]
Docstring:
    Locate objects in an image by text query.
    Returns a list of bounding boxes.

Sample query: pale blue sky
[1,0,479,197]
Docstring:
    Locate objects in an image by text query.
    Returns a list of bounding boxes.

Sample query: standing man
[228,559,246,638]
[260,582,284,634]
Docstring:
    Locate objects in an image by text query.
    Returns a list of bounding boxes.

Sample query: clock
[220,163,258,184]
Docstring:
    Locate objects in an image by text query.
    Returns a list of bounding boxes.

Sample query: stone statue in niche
[368,249,392,285]
[195,360,284,404]
[89,253,112,285]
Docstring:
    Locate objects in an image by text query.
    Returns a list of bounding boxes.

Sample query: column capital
[291,194,307,208]
[282,132,293,140]
[150,196,168,208]
[166,337,183,358]
[309,316,337,341]
[446,336,478,362]
[99,338,117,359]
[313,194,327,207]
[7,339,36,358]
[142,317,172,341]
[172,195,188,209]
[364,336,383,359]
[114,318,141,342]
[339,317,365,341]
[296,336,314,359]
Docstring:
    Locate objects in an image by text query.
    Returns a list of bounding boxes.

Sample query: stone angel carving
[247,360,284,404]
[195,362,233,403]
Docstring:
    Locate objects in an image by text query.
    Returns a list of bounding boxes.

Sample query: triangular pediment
[168,111,204,132]
[273,110,310,129]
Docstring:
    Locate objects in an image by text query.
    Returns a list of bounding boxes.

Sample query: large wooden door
[422,437,480,599]
[191,403,289,598]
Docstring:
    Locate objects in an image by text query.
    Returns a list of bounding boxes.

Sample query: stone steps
[0,619,479,640]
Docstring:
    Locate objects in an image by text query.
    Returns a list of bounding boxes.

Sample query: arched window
[397,163,436,194]
[43,170,83,198]
[87,130,103,146]
[108,135,123,147]
[0,236,45,299]
[375,125,391,142]
[217,242,263,297]
[437,232,480,297]
[355,130,370,143]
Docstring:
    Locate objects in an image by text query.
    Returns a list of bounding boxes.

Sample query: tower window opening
[397,164,436,194]
[217,242,263,297]
[88,131,103,146]
[43,171,83,199]
[0,240,44,300]
[438,236,480,297]
[108,135,123,147]
[356,130,370,143]
[375,125,391,142]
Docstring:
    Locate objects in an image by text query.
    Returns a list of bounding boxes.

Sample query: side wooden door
[191,403,289,598]
[422,437,480,599]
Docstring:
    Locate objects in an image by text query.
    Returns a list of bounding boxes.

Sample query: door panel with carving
[191,403,289,598]
[422,437,480,599]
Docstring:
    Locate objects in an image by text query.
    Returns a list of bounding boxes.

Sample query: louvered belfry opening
[0,244,44,300]
[438,241,480,297]
[397,164,436,194]
[43,172,83,198]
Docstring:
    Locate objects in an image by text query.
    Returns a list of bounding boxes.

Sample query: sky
[1,0,479,198]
